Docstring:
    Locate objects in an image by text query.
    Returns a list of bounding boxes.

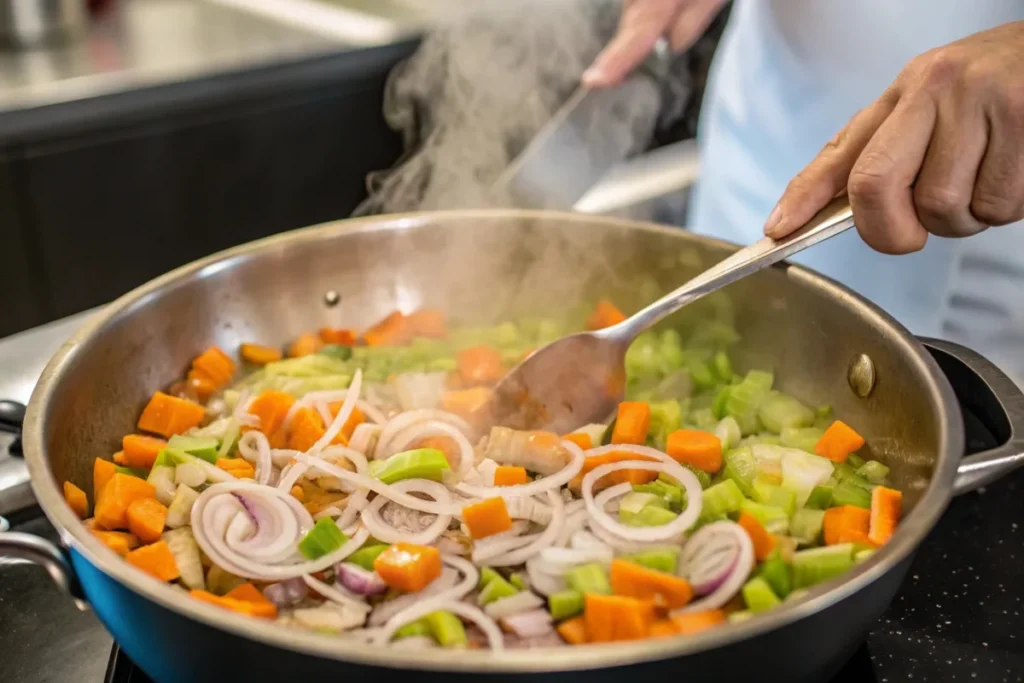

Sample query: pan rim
[22,208,962,673]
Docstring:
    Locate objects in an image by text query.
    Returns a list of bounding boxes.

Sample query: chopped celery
[758,392,815,434]
[624,506,678,527]
[712,350,733,382]
[565,563,611,595]
[805,485,834,510]
[165,484,199,528]
[618,492,669,524]
[722,447,758,498]
[548,590,584,620]
[114,465,148,479]
[816,405,832,420]
[700,479,746,521]
[786,588,810,603]
[856,460,890,484]
[834,462,874,490]
[395,619,432,640]
[780,427,825,454]
[751,477,797,516]
[792,544,855,588]
[691,408,718,431]
[740,500,790,534]
[757,552,793,599]
[478,575,518,605]
[680,464,712,489]
[790,508,826,545]
[478,566,502,590]
[166,435,219,464]
[297,518,348,560]
[688,360,717,391]
[751,444,784,478]
[319,344,353,361]
[742,577,781,613]
[854,549,876,564]
[832,480,871,509]
[621,548,680,574]
[780,448,834,507]
[509,572,527,590]
[601,420,616,446]
[846,453,866,469]
[725,370,774,434]
[147,465,177,506]
[347,544,390,572]
[648,400,683,449]
[715,416,742,450]
[374,448,450,484]
[711,386,731,420]
[633,480,684,512]
[424,610,468,648]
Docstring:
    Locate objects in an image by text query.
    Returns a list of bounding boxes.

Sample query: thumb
[583,0,683,88]
[669,0,726,52]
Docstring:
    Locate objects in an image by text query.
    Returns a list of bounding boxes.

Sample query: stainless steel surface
[848,353,876,398]
[0,0,86,48]
[0,531,85,605]
[486,196,855,434]
[14,209,978,673]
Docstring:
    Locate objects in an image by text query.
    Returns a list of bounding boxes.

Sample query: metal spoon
[479,196,855,435]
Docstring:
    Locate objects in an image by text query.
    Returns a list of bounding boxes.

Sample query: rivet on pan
[323,290,341,308]
[848,354,876,398]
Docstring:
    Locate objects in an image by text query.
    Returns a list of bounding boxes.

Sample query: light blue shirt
[690,0,1024,382]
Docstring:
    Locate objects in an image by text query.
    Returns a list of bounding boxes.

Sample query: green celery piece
[758,552,793,599]
[740,500,790,534]
[622,548,680,574]
[548,590,585,620]
[319,344,354,361]
[624,506,678,527]
[786,588,810,603]
[565,563,611,595]
[648,400,683,449]
[790,508,826,545]
[478,575,518,605]
[347,544,390,572]
[715,416,742,450]
[725,370,773,435]
[757,393,815,434]
[688,360,717,391]
[601,419,617,446]
[854,549,876,564]
[374,448,450,484]
[424,610,468,648]
[780,427,825,454]
[834,462,874,490]
[816,405,832,420]
[681,465,712,489]
[618,492,669,523]
[509,572,527,590]
[742,577,781,613]
[297,518,348,560]
[723,447,758,498]
[711,386,731,420]
[845,453,866,469]
[713,350,733,382]
[751,477,797,516]
[633,480,684,512]
[478,566,502,590]
[792,544,855,588]
[394,619,432,640]
[805,485,834,510]
[114,465,148,479]
[832,480,872,509]
[691,408,718,431]
[167,435,220,464]
[699,479,746,521]
[152,449,176,469]
[856,460,890,484]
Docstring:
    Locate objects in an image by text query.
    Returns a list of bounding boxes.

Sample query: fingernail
[581,68,603,86]
[764,204,785,237]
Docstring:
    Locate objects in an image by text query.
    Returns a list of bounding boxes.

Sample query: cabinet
[0,149,46,336]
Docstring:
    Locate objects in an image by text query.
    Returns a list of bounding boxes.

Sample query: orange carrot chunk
[318,328,357,346]
[326,403,366,441]
[493,466,529,487]
[579,448,659,487]
[121,434,169,470]
[666,429,723,473]
[63,481,89,519]
[240,343,283,365]
[363,311,412,347]
[456,345,505,386]
[191,346,236,387]
[112,450,128,466]
[611,401,651,445]
[609,558,694,609]
[216,458,256,479]
[246,390,296,436]
[563,432,593,450]
[649,619,682,638]
[137,391,206,438]
[868,486,903,546]
[126,497,168,544]
[586,300,627,330]
[186,369,219,401]
[823,505,874,547]
[288,332,324,358]
[584,593,656,642]
[92,530,140,556]
[125,540,180,582]
[671,609,727,634]
[556,616,589,644]
[93,457,117,503]
[462,497,513,539]
[373,542,442,592]
[190,589,277,619]
[224,583,279,618]
[405,308,447,339]
[287,407,327,452]
[737,511,778,561]
[815,420,865,463]
[94,473,157,530]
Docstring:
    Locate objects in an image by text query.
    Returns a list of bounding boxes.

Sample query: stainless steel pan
[2,210,1023,683]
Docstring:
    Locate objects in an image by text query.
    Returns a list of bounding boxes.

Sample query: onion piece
[454,440,586,500]
[335,563,388,596]
[175,462,206,488]
[525,556,565,596]
[674,521,755,614]
[373,600,503,650]
[484,591,545,619]
[381,420,475,480]
[237,430,273,485]
[368,555,477,626]
[474,491,565,567]
[303,573,372,613]
[360,479,453,545]
[355,400,388,425]
[309,370,363,454]
[501,609,554,638]
[685,528,741,595]
[263,577,308,607]
[349,423,382,455]
[374,409,472,459]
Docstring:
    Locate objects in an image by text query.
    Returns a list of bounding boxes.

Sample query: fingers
[972,100,1024,226]
[847,92,937,254]
[764,93,898,238]
[583,0,682,88]
[668,0,726,52]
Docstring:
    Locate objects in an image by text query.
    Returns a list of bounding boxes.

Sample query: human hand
[582,0,727,88]
[765,21,1024,254]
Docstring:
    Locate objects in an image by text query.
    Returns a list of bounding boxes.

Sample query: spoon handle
[615,196,855,338]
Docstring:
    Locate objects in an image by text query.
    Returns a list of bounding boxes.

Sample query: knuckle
[914,183,967,219]
[918,48,967,91]
[972,191,1024,226]
[848,158,893,203]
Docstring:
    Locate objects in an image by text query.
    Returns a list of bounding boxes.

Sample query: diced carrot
[302,488,347,517]
[94,473,157,530]
[440,387,492,421]
[373,542,442,592]
[563,432,593,450]
[584,593,656,642]
[363,311,412,347]
[224,583,278,618]
[240,343,283,365]
[246,390,296,436]
[121,434,168,470]
[93,457,116,501]
[415,436,459,465]
[190,589,277,619]
[579,449,659,487]
[611,402,651,445]
[126,498,168,544]
[649,619,681,638]
[191,346,236,387]
[586,300,627,330]
[288,332,324,358]
[868,486,903,546]
[462,497,513,539]
[137,391,206,438]
[405,308,447,339]
[216,458,255,479]
[609,558,694,609]
[670,609,726,635]
[456,345,505,386]
[318,328,357,346]
[737,511,777,561]
[125,540,180,582]
[326,403,366,440]
[186,369,219,401]
[556,616,589,644]
[63,481,89,519]
[289,485,305,502]
[93,530,140,556]
[493,466,529,487]
[815,420,865,463]
[823,505,873,546]
[666,429,723,474]
[83,518,102,531]
[288,407,326,452]
[112,450,127,465]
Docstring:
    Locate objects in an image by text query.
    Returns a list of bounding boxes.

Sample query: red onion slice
[360,479,453,545]
[374,409,472,459]
[303,573,372,614]
[237,430,273,485]
[674,521,755,614]
[501,609,554,639]
[335,562,388,596]
[483,591,545,619]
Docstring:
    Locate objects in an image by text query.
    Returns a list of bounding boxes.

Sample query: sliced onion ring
[674,521,755,614]
[454,440,586,500]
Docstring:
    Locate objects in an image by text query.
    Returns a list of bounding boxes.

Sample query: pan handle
[0,531,88,609]
[920,338,1024,495]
